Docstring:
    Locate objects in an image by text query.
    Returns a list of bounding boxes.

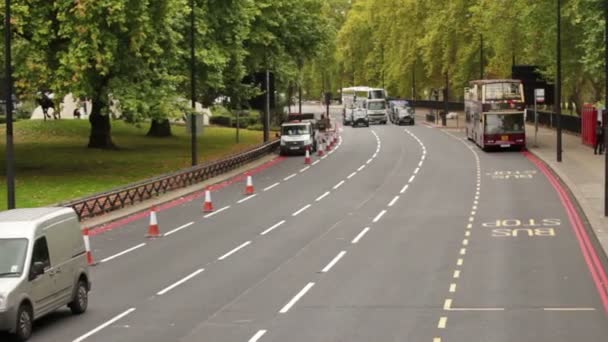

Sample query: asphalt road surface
[18,104,608,342]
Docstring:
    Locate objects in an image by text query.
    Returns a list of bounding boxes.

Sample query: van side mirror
[29,262,45,280]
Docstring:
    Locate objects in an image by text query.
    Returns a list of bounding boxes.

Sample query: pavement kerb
[525,147,608,260]
[81,153,279,230]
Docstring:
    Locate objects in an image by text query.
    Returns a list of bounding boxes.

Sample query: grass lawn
[0,120,265,209]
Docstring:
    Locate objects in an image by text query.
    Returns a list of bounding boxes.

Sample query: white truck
[279,121,317,155]
[364,99,388,124]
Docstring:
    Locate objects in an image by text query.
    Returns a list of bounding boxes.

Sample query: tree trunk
[88,97,117,149]
[147,119,172,137]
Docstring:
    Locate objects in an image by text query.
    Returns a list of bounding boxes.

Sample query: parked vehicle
[395,107,415,125]
[0,208,91,341]
[351,108,370,127]
[389,100,409,123]
[279,121,317,155]
[365,99,388,124]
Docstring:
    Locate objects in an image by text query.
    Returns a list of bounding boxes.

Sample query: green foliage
[209,115,232,127]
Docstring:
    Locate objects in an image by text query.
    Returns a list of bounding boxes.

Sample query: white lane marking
[472,205,477,210]
[284,173,297,181]
[463,239,469,246]
[418,161,423,167]
[333,180,345,190]
[263,182,280,191]
[358,165,366,171]
[249,330,267,342]
[449,307,505,311]
[453,270,461,278]
[100,243,147,263]
[372,210,387,223]
[218,241,252,261]
[460,248,467,255]
[157,269,205,295]
[438,317,447,329]
[388,196,400,207]
[312,160,320,165]
[347,172,357,179]
[433,338,442,342]
[469,217,475,222]
[261,220,286,235]
[292,204,312,216]
[321,155,328,160]
[400,184,409,194]
[471,211,476,216]
[449,284,457,293]
[315,191,331,202]
[72,308,136,342]
[414,167,420,174]
[444,299,453,310]
[457,258,463,266]
[366,158,373,164]
[204,205,230,218]
[465,230,471,237]
[238,194,258,204]
[279,282,315,313]
[352,227,371,244]
[321,251,347,273]
[543,308,597,311]
[467,224,473,229]
[372,153,378,158]
[408,175,415,183]
[300,166,310,172]
[163,222,195,237]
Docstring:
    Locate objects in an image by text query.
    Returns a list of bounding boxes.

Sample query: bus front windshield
[485,114,525,134]
[368,102,386,110]
[484,82,522,101]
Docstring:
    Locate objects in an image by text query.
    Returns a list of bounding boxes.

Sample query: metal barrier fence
[525,110,581,134]
[61,140,280,221]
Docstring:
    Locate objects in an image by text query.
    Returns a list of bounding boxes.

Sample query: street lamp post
[189,0,198,166]
[556,0,563,162]
[4,0,16,209]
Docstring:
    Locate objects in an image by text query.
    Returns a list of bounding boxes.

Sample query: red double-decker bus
[465,79,526,151]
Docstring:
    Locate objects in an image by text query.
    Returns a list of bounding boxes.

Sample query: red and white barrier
[203,190,214,212]
[304,149,312,164]
[245,175,255,195]
[146,207,161,238]
[83,228,97,266]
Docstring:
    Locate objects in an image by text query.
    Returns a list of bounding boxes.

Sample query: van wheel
[69,280,88,315]
[15,304,33,341]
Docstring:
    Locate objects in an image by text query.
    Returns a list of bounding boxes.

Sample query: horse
[38,92,59,120]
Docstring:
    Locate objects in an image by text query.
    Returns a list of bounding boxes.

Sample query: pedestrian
[595,121,604,155]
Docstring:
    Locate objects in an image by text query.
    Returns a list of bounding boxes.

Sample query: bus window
[484,114,525,134]
[485,83,522,101]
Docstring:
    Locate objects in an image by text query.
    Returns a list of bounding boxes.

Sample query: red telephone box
[582,104,598,147]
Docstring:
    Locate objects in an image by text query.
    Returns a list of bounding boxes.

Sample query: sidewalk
[526,123,608,256]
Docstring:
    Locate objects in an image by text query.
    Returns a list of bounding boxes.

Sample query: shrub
[210,115,232,127]
[231,117,249,129]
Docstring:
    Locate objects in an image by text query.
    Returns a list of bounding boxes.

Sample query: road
[17,103,608,341]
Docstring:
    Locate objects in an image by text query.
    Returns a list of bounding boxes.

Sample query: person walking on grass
[595,121,605,155]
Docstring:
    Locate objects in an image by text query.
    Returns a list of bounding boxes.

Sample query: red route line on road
[89,156,286,236]
[524,151,608,315]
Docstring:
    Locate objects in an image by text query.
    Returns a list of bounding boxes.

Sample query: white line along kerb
[373,210,387,223]
[72,308,136,342]
[249,330,267,342]
[164,221,194,237]
[279,282,315,313]
[204,205,230,218]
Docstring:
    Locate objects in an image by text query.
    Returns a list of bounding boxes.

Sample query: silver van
[0,208,91,341]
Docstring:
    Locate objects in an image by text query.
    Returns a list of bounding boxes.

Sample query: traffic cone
[203,190,213,212]
[304,149,312,164]
[326,138,332,152]
[82,228,97,266]
[146,207,161,238]
[245,175,255,195]
[318,142,325,156]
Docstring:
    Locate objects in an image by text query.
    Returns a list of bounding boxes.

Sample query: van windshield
[368,102,386,110]
[282,125,309,136]
[0,238,28,277]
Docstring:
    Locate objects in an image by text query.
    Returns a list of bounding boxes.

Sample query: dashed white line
[218,241,252,261]
[408,175,415,183]
[238,194,258,204]
[388,196,400,207]
[321,155,328,160]
[457,258,463,266]
[460,248,467,255]
[279,282,315,313]
[463,239,469,246]
[414,167,420,174]
[468,217,475,222]
[449,307,505,311]
[438,317,447,329]
[163,222,194,237]
[284,173,297,181]
[347,172,357,179]
[433,338,442,342]
[100,243,147,263]
[204,205,230,218]
[418,161,423,167]
[292,204,312,216]
[261,220,286,235]
[157,269,205,295]
[248,330,267,342]
[373,210,387,223]
[312,160,320,165]
[321,251,347,273]
[72,308,136,342]
[300,166,310,172]
[449,284,457,293]
[366,158,373,164]
[453,270,461,278]
[315,191,331,202]
[443,299,453,310]
[400,184,409,194]
[352,227,370,244]
[333,180,345,190]
[467,224,473,229]
[465,231,471,237]
[543,308,596,311]
[358,165,366,171]
[263,182,280,191]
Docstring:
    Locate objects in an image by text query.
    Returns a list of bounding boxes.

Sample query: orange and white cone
[245,175,255,195]
[304,149,312,164]
[326,137,332,151]
[318,142,325,156]
[83,228,97,266]
[203,190,214,212]
[146,207,161,238]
